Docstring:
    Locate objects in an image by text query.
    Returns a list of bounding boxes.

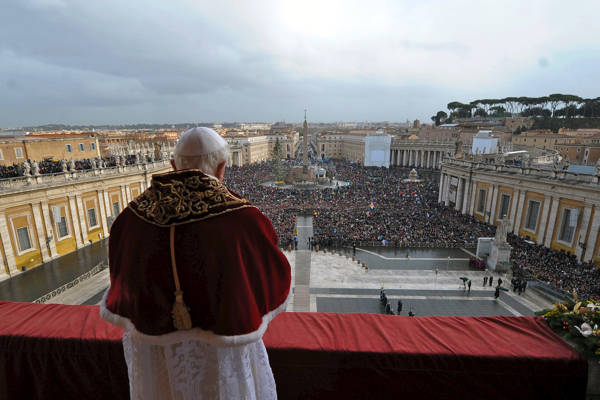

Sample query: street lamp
[447,256,450,271]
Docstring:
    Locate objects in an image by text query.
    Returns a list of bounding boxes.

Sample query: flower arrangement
[536,290,600,358]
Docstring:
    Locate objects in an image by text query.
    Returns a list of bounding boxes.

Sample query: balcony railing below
[0,301,588,400]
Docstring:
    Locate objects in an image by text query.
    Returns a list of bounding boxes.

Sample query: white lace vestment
[122,332,277,400]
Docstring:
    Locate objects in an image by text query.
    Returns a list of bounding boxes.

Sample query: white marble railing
[444,158,600,185]
[0,160,171,193]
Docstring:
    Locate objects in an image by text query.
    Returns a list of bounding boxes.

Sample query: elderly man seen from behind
[101,127,292,400]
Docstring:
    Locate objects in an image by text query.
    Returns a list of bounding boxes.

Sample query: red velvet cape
[101,170,291,346]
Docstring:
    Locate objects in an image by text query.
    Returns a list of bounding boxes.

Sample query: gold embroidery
[130,170,251,226]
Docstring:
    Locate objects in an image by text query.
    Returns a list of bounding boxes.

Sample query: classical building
[439,158,600,264]
[0,161,171,277]
[225,131,299,166]
[0,135,100,166]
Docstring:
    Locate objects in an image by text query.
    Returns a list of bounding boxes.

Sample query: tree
[548,94,564,117]
[270,138,284,181]
[432,110,448,125]
[474,108,488,117]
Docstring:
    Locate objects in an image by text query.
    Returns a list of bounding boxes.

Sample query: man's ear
[170,159,177,171]
[215,161,226,182]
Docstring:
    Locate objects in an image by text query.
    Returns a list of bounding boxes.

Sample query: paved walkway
[293,215,313,311]
[0,240,108,302]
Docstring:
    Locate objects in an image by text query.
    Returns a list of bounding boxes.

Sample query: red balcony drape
[0,301,588,399]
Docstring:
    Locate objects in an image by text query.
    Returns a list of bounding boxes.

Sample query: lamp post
[447,256,450,271]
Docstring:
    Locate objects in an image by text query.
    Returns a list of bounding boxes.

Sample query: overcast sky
[1,0,599,126]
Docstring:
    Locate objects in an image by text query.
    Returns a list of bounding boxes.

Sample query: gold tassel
[172,290,192,330]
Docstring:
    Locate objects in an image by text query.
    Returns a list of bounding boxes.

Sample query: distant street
[0,239,108,302]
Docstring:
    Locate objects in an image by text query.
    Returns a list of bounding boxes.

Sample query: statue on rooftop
[31,160,40,176]
[22,160,31,176]
[69,158,76,171]
[60,159,68,172]
[91,158,97,170]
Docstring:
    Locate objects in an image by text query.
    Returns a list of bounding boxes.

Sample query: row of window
[475,189,578,245]
[10,197,121,256]
[66,142,96,153]
[0,142,96,160]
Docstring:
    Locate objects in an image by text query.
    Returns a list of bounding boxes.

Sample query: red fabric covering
[105,205,291,337]
[0,302,588,400]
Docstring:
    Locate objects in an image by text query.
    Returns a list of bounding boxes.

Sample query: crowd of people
[0,155,146,179]
[224,159,599,301]
[225,161,495,250]
[508,233,599,300]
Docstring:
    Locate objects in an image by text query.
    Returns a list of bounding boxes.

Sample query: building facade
[0,136,100,166]
[0,161,171,277]
[439,158,600,264]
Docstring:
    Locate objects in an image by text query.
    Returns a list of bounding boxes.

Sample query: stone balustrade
[445,158,600,185]
[0,160,171,193]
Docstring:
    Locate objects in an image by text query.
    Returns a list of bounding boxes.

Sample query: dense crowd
[224,160,599,301]
[509,233,600,300]
[0,155,144,179]
[225,161,495,249]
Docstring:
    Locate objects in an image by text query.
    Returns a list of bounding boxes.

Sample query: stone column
[31,204,50,263]
[536,195,552,245]
[103,190,112,218]
[75,194,89,245]
[438,173,445,203]
[513,190,526,234]
[125,184,132,204]
[421,150,425,168]
[68,196,84,249]
[40,201,58,258]
[444,175,451,207]
[0,211,17,274]
[575,204,593,259]
[403,150,408,166]
[583,209,600,262]
[460,178,469,214]
[120,185,128,209]
[468,180,477,216]
[409,150,413,167]
[485,184,495,224]
[543,197,560,247]
[98,190,109,238]
[455,177,464,211]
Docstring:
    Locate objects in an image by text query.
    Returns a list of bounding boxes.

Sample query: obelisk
[302,109,308,173]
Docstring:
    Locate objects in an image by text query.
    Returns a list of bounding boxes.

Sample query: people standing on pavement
[484,276,488,286]
[467,280,472,293]
[489,276,493,287]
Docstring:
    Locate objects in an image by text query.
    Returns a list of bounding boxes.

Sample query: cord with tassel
[170,226,192,330]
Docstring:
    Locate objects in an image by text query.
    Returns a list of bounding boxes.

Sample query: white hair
[173,127,229,175]
[174,145,230,176]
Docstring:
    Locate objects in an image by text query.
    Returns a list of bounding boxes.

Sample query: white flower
[586,303,599,311]
[574,323,593,337]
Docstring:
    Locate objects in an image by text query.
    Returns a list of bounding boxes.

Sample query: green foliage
[270,138,284,181]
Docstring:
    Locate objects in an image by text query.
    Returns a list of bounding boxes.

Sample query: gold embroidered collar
[129,169,252,226]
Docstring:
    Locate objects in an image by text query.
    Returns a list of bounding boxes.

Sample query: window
[476,189,486,214]
[15,148,23,158]
[524,200,540,231]
[53,206,69,239]
[90,142,96,150]
[88,208,98,228]
[16,227,32,252]
[79,143,85,152]
[557,208,578,244]
[66,144,73,153]
[498,194,511,219]
[113,202,120,216]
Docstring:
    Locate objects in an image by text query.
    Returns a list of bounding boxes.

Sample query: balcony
[0,301,591,400]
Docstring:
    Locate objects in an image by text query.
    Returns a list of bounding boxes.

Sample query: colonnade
[389,149,446,169]
[438,164,600,263]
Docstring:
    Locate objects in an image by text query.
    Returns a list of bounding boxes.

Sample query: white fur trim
[99,287,291,347]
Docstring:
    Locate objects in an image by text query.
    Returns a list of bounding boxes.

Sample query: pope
[101,127,291,400]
